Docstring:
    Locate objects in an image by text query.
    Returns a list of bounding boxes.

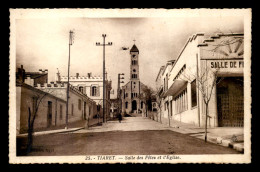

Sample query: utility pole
[96,34,112,123]
[117,73,124,113]
[65,30,74,129]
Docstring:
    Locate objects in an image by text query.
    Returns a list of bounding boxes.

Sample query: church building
[121,44,147,115]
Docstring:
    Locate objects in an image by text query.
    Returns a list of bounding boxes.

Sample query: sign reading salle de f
[210,60,244,69]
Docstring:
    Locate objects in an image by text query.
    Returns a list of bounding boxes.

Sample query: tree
[26,89,50,153]
[138,86,154,117]
[180,64,221,142]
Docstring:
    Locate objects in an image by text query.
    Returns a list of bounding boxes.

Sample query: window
[79,86,83,93]
[191,80,197,107]
[91,86,99,96]
[60,105,63,120]
[132,74,137,79]
[133,69,136,72]
[165,102,168,111]
[78,99,82,110]
[132,55,136,58]
[141,102,143,109]
[126,93,128,97]
[71,104,74,116]
[131,93,138,98]
[166,74,168,91]
[163,78,166,91]
[131,93,137,98]
[174,88,188,114]
[125,102,128,109]
[132,60,138,65]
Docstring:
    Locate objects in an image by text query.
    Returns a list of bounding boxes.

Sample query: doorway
[217,77,244,127]
[47,101,52,127]
[84,102,87,120]
[132,100,137,111]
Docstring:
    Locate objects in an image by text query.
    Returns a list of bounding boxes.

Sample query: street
[17,117,240,156]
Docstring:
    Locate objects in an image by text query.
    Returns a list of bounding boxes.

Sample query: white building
[156,33,244,127]
[58,72,112,120]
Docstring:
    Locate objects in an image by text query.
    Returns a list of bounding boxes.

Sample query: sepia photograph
[9,9,251,164]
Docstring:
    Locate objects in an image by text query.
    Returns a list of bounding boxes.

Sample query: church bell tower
[130,44,139,81]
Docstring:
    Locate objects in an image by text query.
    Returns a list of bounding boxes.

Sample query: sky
[16,16,243,98]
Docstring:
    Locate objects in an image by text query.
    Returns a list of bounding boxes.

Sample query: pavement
[73,117,244,153]
[17,116,244,153]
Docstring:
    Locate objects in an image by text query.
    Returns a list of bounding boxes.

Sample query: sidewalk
[17,118,102,137]
[157,118,244,153]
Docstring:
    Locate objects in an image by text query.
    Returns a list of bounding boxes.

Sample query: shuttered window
[174,88,188,114]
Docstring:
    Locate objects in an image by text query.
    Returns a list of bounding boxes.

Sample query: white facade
[59,74,104,104]
[58,73,112,120]
[156,33,244,127]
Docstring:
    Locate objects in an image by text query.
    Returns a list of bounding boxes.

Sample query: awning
[162,80,188,98]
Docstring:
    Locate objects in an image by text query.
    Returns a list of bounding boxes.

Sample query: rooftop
[130,44,139,53]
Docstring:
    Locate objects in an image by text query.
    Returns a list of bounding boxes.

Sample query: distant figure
[118,112,122,123]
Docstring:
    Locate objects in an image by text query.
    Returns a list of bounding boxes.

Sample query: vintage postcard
[9,8,252,164]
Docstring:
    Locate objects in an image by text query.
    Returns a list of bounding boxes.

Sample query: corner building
[157,33,244,127]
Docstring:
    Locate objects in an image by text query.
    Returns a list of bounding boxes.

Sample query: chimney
[76,73,79,79]
[17,65,26,83]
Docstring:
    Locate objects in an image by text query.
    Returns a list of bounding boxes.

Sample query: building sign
[210,60,244,69]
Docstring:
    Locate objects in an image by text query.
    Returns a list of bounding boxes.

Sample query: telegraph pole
[96,34,112,123]
[65,30,74,129]
[117,73,124,113]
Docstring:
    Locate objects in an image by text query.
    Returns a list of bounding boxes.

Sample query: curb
[216,137,244,153]
[17,127,84,137]
[150,118,244,153]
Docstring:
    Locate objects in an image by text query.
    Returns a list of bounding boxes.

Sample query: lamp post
[65,30,74,129]
[118,73,124,113]
[96,34,112,123]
